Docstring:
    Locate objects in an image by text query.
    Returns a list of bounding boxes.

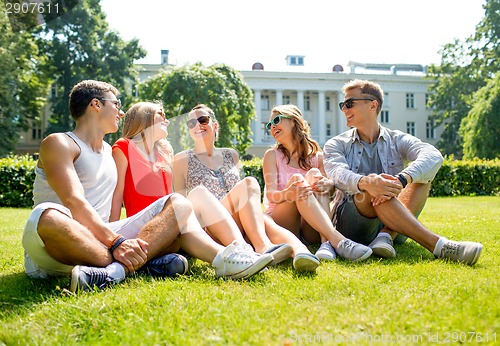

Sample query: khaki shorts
[22,196,171,278]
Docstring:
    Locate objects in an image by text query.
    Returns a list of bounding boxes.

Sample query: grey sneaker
[315,241,337,261]
[264,243,293,265]
[293,253,320,272]
[213,242,273,279]
[336,239,372,262]
[140,253,188,277]
[368,236,396,258]
[70,266,121,292]
[436,240,483,265]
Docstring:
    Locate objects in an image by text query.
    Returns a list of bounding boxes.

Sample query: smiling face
[341,87,378,129]
[152,108,169,141]
[268,112,294,141]
[98,91,124,133]
[187,109,217,141]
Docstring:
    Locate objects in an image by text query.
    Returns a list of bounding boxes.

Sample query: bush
[1,155,498,208]
[243,157,500,198]
[0,154,36,207]
[430,158,500,196]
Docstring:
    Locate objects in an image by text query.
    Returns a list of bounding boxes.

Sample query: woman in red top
[110,102,174,219]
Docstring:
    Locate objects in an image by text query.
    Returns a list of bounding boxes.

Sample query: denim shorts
[22,196,171,278]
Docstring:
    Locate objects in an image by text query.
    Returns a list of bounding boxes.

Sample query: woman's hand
[310,174,334,195]
[285,181,314,201]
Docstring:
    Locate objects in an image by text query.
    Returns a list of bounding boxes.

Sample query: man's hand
[112,238,149,273]
[359,173,402,206]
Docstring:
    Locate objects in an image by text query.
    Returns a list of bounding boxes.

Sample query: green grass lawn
[1,197,499,345]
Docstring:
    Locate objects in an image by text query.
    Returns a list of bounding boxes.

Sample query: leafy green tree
[460,74,500,159]
[139,62,255,155]
[39,0,146,139]
[426,0,499,158]
[0,2,48,156]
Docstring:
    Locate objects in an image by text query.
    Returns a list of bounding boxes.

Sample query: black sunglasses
[187,115,211,129]
[266,114,292,131]
[97,98,122,109]
[338,98,374,110]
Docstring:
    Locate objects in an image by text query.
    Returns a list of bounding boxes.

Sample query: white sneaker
[368,235,396,258]
[212,242,273,279]
[336,239,372,262]
[315,241,337,261]
[434,238,483,265]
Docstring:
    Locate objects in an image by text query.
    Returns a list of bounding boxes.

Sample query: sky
[100,0,486,72]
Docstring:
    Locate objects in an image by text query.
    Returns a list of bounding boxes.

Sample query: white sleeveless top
[32,132,117,222]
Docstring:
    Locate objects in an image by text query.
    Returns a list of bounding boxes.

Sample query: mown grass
[1,197,499,345]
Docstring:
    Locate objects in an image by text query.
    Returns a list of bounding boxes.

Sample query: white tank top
[32,132,117,222]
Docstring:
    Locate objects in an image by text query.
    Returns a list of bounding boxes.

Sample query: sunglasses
[338,98,374,110]
[187,115,211,129]
[98,98,122,109]
[266,114,292,131]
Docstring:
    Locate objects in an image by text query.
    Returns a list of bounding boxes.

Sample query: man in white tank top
[22,80,273,292]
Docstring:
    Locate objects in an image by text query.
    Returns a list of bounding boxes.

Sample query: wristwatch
[397,173,408,188]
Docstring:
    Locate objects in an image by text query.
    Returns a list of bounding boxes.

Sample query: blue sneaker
[140,253,188,277]
[70,266,121,292]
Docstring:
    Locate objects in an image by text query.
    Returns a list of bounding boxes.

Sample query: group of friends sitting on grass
[21,79,483,292]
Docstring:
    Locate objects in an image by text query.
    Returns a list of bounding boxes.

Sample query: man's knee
[166,193,194,221]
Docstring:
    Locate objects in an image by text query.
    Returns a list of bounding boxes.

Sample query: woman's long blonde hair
[121,101,173,168]
[271,104,320,170]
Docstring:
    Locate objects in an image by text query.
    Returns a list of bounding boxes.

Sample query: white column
[318,91,326,144]
[297,90,304,111]
[336,91,344,135]
[275,90,283,106]
[253,89,262,144]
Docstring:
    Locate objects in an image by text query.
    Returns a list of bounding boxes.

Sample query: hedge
[240,157,500,198]
[0,155,498,208]
[0,154,36,208]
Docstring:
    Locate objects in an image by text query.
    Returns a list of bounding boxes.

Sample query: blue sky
[101,0,486,72]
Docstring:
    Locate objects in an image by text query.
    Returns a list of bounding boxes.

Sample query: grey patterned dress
[185,149,240,200]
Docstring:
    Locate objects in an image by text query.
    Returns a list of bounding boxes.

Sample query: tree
[426,0,499,158]
[39,0,146,139]
[0,1,48,156]
[139,62,255,155]
[460,74,500,159]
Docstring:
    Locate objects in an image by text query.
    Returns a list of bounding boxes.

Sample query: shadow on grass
[0,271,69,317]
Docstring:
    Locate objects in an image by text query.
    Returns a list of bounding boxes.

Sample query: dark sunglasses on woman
[187,115,211,129]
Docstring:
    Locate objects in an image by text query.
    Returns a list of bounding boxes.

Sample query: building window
[261,95,269,110]
[286,55,305,66]
[425,93,431,109]
[384,92,389,107]
[326,123,331,137]
[380,110,390,123]
[426,119,435,139]
[51,85,57,98]
[283,95,290,105]
[31,127,42,140]
[326,97,330,111]
[406,93,415,109]
[407,122,416,136]
[304,95,310,111]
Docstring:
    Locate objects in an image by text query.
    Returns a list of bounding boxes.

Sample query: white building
[239,59,440,157]
[15,51,442,157]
